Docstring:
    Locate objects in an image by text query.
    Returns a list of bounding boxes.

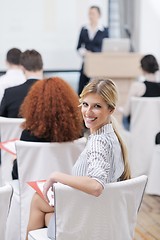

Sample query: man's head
[20,50,43,72]
[6,48,22,66]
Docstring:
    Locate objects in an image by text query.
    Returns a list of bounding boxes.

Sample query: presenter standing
[77,5,109,95]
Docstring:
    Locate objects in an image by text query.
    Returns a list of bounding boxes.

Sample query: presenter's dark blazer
[0,78,39,118]
[76,26,109,94]
[77,26,109,52]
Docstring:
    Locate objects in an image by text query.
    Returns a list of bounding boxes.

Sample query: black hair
[140,54,159,73]
[6,48,22,65]
[20,49,43,71]
[90,5,101,15]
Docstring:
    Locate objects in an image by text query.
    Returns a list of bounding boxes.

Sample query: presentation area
[0,0,108,71]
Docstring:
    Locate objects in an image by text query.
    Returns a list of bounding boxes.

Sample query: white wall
[0,0,108,71]
[138,0,160,60]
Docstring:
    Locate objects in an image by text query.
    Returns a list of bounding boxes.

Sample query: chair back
[0,117,24,183]
[0,184,13,240]
[129,97,160,176]
[54,175,148,240]
[16,138,86,240]
[146,145,160,195]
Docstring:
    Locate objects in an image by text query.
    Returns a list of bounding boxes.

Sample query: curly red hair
[19,77,83,142]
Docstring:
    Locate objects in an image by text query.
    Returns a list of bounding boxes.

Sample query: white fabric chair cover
[28,175,147,240]
[28,228,49,240]
[146,145,160,195]
[12,138,85,240]
[5,180,20,240]
[0,117,24,183]
[129,97,160,177]
[0,183,13,240]
[0,165,2,186]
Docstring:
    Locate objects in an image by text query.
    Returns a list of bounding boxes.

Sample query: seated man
[121,54,160,130]
[0,48,25,103]
[0,49,43,118]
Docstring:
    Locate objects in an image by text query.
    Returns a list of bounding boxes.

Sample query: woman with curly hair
[12,77,83,179]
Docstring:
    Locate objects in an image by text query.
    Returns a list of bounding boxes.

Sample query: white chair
[28,175,148,240]
[146,145,160,195]
[7,138,86,240]
[128,97,160,177]
[0,117,24,183]
[0,183,13,240]
[5,180,20,240]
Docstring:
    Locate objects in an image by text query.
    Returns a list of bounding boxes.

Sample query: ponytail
[111,117,131,180]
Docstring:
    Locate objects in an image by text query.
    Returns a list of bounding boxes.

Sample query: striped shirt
[72,124,124,188]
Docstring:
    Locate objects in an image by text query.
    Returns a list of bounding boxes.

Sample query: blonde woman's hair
[80,78,131,180]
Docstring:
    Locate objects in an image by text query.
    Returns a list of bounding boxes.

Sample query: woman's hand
[43,172,58,202]
[43,172,103,200]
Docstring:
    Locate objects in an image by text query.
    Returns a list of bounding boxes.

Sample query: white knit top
[72,124,124,188]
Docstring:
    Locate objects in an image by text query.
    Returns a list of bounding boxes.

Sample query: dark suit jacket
[142,81,160,97]
[77,26,109,52]
[155,132,160,144]
[0,79,39,118]
[19,129,48,142]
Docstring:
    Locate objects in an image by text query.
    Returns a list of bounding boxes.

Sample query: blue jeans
[122,115,130,131]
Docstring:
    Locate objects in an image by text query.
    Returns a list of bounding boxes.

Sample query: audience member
[0,48,25,103]
[77,6,109,95]
[0,49,43,118]
[122,54,160,130]
[26,78,131,240]
[12,77,83,179]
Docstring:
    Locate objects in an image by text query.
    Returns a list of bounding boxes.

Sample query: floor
[134,194,160,240]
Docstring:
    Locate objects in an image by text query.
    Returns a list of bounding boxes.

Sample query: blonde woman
[26,78,131,240]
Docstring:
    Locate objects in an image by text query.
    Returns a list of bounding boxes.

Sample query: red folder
[27,180,54,206]
[0,138,18,156]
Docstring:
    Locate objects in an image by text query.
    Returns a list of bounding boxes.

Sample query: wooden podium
[84,52,142,79]
[84,52,142,122]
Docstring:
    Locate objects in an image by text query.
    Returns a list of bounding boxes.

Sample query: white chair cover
[11,138,85,240]
[0,165,2,186]
[129,97,160,177]
[0,183,13,240]
[146,145,160,195]
[28,228,49,240]
[28,175,147,240]
[5,180,20,240]
[0,117,24,183]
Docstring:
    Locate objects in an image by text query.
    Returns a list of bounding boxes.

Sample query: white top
[85,23,104,40]
[123,81,146,116]
[0,69,26,103]
[122,74,159,116]
[123,73,160,116]
[72,124,124,188]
